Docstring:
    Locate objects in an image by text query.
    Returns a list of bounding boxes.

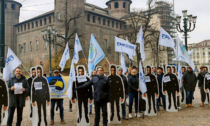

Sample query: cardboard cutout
[72,65,92,126]
[172,66,181,108]
[204,73,210,103]
[144,66,159,116]
[31,66,50,126]
[162,66,179,112]
[0,79,8,126]
[180,66,187,105]
[108,64,125,124]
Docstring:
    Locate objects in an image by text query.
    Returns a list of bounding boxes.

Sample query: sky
[15,0,210,44]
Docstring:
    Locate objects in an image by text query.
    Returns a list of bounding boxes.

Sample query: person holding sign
[145,66,159,114]
[72,66,93,125]
[108,65,124,123]
[0,78,8,125]
[182,66,197,107]
[163,66,179,111]
[7,67,29,126]
[32,66,50,126]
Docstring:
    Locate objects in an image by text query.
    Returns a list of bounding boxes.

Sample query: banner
[159,27,175,50]
[120,52,127,74]
[139,61,147,94]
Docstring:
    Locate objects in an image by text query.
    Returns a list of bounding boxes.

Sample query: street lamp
[176,10,197,51]
[42,25,57,76]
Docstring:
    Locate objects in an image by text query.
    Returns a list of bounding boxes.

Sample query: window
[209,52,210,55]
[123,2,126,8]
[93,16,95,23]
[109,4,111,9]
[44,18,47,25]
[116,22,119,29]
[36,40,39,51]
[203,52,205,55]
[197,53,199,55]
[104,39,108,53]
[49,16,52,24]
[103,19,106,25]
[30,41,32,52]
[98,17,101,24]
[112,21,114,28]
[21,25,23,32]
[120,23,122,29]
[11,4,16,10]
[23,43,26,53]
[87,14,90,22]
[57,12,61,20]
[19,44,21,54]
[40,20,42,26]
[5,4,7,9]
[32,22,34,28]
[108,20,110,26]
[18,26,19,32]
[36,21,38,27]
[28,23,30,30]
[114,2,119,8]
[44,41,48,50]
[24,24,26,30]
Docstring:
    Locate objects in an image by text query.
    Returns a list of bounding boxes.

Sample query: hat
[53,69,59,73]
[200,66,203,69]
[117,67,123,71]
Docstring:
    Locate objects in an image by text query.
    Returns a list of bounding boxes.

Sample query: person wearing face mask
[128,69,141,118]
[7,67,29,126]
[182,66,197,107]
[75,67,110,126]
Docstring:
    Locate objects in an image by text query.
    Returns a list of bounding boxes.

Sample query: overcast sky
[15,0,210,44]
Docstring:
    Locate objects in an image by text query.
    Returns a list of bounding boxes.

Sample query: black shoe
[89,112,92,115]
[168,105,171,110]
[174,105,177,110]
[110,114,114,121]
[118,115,121,121]
[148,109,151,113]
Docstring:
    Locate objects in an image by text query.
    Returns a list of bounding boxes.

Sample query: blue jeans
[121,97,126,117]
[186,90,194,104]
[89,104,92,113]
[51,99,64,120]
[156,91,166,110]
[129,93,138,113]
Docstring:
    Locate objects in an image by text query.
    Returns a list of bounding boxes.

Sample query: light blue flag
[67,61,76,99]
[139,61,147,94]
[136,26,146,61]
[59,42,70,71]
[73,33,83,64]
[88,34,105,76]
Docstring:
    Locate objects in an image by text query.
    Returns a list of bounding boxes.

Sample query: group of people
[1,64,210,126]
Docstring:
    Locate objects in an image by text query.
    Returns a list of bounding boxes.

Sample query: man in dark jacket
[198,66,209,107]
[0,79,8,125]
[117,67,128,120]
[27,67,36,118]
[128,69,141,118]
[204,71,210,107]
[163,66,179,110]
[76,67,110,126]
[108,65,124,122]
[156,67,165,111]
[72,66,93,124]
[145,66,159,114]
[32,66,50,126]
[182,66,197,107]
[7,67,29,126]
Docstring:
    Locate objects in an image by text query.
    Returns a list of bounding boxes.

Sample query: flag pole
[81,50,88,66]
[105,57,110,66]
[21,64,30,76]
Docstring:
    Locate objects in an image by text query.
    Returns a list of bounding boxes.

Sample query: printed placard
[14,83,23,94]
[145,76,151,82]
[34,82,42,90]
[206,75,210,80]
[77,76,87,83]
[164,76,171,83]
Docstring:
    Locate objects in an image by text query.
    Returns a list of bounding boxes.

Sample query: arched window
[115,2,119,8]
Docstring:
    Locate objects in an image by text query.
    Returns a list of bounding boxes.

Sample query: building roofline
[106,0,132,5]
[6,0,22,7]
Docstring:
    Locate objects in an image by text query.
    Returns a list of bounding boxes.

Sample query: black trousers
[110,97,120,121]
[7,107,23,126]
[148,93,156,113]
[94,101,108,126]
[201,86,210,103]
[167,91,177,109]
[181,88,185,103]
[0,105,2,124]
[78,98,89,123]
[37,102,47,126]
[69,100,72,109]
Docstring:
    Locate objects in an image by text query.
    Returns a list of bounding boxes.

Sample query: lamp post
[0,0,5,69]
[42,25,57,76]
[176,10,197,51]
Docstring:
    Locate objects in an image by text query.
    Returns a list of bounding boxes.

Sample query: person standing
[198,66,209,107]
[117,67,128,120]
[182,66,197,107]
[7,67,29,126]
[27,67,36,118]
[0,79,8,125]
[50,70,66,125]
[181,66,187,103]
[76,67,110,126]
[128,69,141,118]
[156,67,166,111]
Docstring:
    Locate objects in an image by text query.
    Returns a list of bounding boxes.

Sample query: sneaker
[61,120,66,124]
[135,113,141,118]
[186,104,189,107]
[50,120,54,125]
[178,107,182,110]
[129,114,132,119]
[200,103,204,107]
[208,103,210,107]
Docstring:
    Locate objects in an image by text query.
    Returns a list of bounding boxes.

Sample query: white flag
[188,49,195,56]
[139,61,147,94]
[136,26,145,61]
[120,52,127,74]
[3,47,22,81]
[115,36,136,60]
[73,33,83,64]
[159,27,175,49]
[177,63,183,88]
[59,42,70,71]
[67,61,76,99]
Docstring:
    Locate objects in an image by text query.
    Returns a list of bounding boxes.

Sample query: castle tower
[5,0,22,52]
[106,0,132,19]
